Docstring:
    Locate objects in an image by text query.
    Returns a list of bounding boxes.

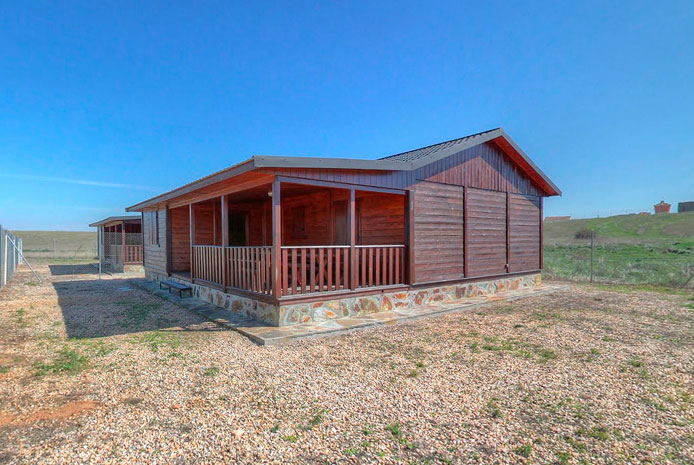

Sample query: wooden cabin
[89,216,143,272]
[127,128,560,326]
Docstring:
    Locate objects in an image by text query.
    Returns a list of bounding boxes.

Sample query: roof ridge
[378,127,501,161]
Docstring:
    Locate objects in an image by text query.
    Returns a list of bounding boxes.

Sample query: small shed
[89,216,143,272]
[678,201,694,213]
[654,201,671,214]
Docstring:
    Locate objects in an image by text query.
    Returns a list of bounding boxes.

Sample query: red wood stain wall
[412,182,464,283]
[465,188,507,277]
[509,194,541,272]
[414,142,543,196]
[357,192,405,245]
[270,141,542,196]
[169,206,190,272]
[193,201,221,245]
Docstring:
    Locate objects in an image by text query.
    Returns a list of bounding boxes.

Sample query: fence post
[0,226,5,288]
[1,228,7,287]
[590,230,594,283]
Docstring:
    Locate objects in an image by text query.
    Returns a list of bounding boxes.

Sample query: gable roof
[127,128,560,211]
[379,128,500,163]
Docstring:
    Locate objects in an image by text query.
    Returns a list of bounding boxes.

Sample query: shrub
[575,228,595,240]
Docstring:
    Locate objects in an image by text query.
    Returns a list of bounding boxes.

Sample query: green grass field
[543,213,694,286]
[12,231,97,262]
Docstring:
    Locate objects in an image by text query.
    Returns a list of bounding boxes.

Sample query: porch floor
[132,278,568,345]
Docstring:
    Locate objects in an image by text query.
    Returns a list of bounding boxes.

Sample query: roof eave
[493,131,562,196]
[89,215,142,227]
[126,158,256,211]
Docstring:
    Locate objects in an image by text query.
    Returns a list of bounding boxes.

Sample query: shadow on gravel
[48,264,101,276]
[53,278,221,338]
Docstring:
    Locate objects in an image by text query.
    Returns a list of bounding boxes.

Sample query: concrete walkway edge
[131,278,569,345]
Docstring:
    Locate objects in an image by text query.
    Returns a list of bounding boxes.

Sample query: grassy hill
[543,213,694,286]
[12,230,97,261]
[544,212,694,245]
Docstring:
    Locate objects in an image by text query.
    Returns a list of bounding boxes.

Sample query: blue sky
[1,0,692,230]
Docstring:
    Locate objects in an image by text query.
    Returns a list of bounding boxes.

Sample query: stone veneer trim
[145,270,541,328]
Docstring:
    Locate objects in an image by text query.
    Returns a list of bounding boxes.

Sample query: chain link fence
[0,226,23,289]
[12,231,97,263]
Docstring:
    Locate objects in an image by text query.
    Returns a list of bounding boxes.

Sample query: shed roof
[127,128,560,211]
[89,215,142,227]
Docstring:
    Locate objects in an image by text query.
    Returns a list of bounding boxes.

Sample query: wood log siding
[143,208,167,274]
[412,182,464,283]
[509,193,541,272]
[465,188,507,277]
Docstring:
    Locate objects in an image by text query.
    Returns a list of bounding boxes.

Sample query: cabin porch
[162,177,409,324]
[93,218,143,272]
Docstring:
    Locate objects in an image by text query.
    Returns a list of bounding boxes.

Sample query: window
[147,210,159,246]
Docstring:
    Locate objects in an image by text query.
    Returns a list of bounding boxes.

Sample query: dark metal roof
[89,215,142,227]
[379,128,501,163]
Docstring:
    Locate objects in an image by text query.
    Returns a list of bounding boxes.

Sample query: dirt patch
[0,412,16,427]
[23,401,100,424]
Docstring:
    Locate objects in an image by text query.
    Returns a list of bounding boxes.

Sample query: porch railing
[124,245,142,264]
[280,246,350,295]
[111,244,143,265]
[226,246,272,295]
[192,245,225,286]
[192,245,273,296]
[192,244,406,298]
[355,245,405,289]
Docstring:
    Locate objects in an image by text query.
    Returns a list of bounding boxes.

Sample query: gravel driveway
[0,264,692,464]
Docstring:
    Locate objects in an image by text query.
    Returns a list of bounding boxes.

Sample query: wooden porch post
[271,178,282,299]
[221,195,229,287]
[165,208,172,275]
[349,188,356,290]
[121,222,126,266]
[406,190,415,285]
[189,204,195,282]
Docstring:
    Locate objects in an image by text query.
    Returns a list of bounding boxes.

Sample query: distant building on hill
[654,201,671,214]
[544,216,571,222]
[678,201,694,213]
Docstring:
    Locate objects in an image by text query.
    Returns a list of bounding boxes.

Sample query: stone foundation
[145,270,280,326]
[145,270,541,327]
[278,273,541,325]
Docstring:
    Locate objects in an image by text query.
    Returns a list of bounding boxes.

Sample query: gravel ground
[0,264,692,464]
